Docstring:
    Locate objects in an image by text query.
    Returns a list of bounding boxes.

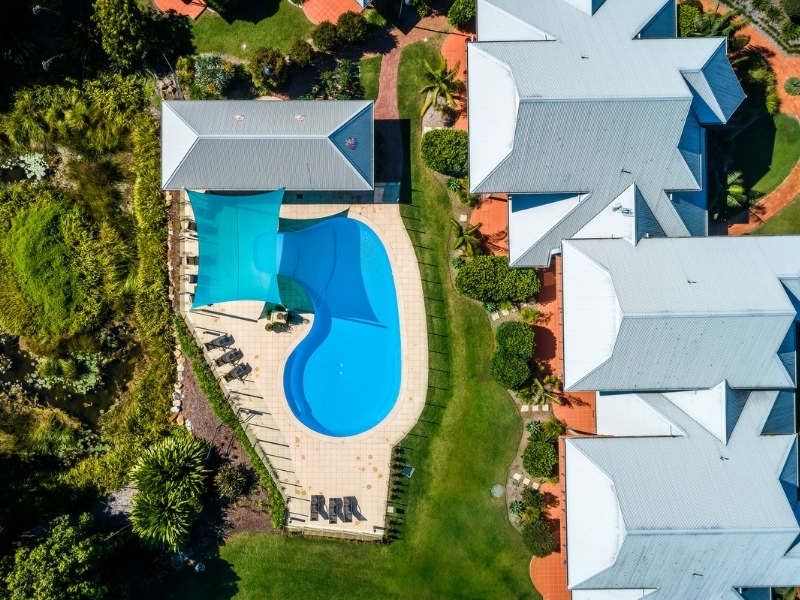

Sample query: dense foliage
[785,0,800,20]
[786,76,800,95]
[678,3,702,37]
[3,513,112,600]
[337,12,368,44]
[289,39,314,68]
[421,129,468,176]
[249,46,287,89]
[193,53,235,95]
[93,0,149,71]
[454,256,541,303]
[489,351,530,390]
[522,440,558,478]
[522,520,556,557]
[215,463,249,502]
[312,21,338,52]
[447,0,476,27]
[495,322,534,358]
[302,59,364,100]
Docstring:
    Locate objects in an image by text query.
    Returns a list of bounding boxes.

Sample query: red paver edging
[153,0,206,19]
[302,0,363,26]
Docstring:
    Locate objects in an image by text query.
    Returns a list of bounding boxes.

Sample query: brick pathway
[470,194,508,255]
[303,0,364,26]
[699,0,800,234]
[440,28,470,130]
[153,0,206,19]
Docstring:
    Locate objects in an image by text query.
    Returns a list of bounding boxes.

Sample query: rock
[156,79,165,90]
[177,413,185,426]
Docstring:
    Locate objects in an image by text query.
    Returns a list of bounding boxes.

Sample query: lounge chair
[343,496,354,523]
[215,348,243,367]
[183,220,197,232]
[329,498,338,524]
[223,363,251,383]
[204,334,233,350]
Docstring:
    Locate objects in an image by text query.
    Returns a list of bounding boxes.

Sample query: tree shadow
[213,0,281,24]
[153,13,197,63]
[532,325,556,362]
[731,114,778,192]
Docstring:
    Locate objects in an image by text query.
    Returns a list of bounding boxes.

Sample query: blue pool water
[277,219,402,437]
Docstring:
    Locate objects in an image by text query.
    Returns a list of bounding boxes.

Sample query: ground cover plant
[155,37,538,600]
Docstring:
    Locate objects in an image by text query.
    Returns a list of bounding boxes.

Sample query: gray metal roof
[562,237,800,391]
[567,392,800,596]
[161,100,373,191]
[470,0,745,267]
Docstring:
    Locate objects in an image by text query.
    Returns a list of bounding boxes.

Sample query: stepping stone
[531,405,540,412]
[501,309,510,316]
[520,404,529,412]
[513,473,522,481]
[491,312,500,320]
[542,404,550,412]
[459,214,468,222]
[522,478,531,486]
[531,481,540,490]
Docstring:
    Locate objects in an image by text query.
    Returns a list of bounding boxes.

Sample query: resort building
[162,99,427,538]
[467,0,745,267]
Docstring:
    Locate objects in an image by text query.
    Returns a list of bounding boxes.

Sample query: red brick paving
[303,0,364,26]
[440,29,470,130]
[470,194,508,255]
[153,0,206,19]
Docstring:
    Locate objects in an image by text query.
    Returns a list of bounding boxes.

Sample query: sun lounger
[329,498,338,524]
[310,495,322,521]
[215,348,243,367]
[204,334,234,350]
[223,363,251,383]
[343,496,354,523]
[183,220,197,232]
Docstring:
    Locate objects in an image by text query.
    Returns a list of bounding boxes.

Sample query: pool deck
[178,194,427,537]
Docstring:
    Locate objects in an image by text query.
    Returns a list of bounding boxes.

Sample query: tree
[724,170,748,208]
[312,21,338,52]
[289,39,313,68]
[450,218,482,257]
[4,513,111,600]
[690,3,750,59]
[522,520,556,557]
[93,0,149,70]
[519,374,561,406]
[490,350,531,390]
[337,11,367,44]
[455,255,541,303]
[421,129,468,176]
[129,435,208,551]
[420,55,464,116]
[448,0,476,27]
[495,322,534,358]
[249,46,287,89]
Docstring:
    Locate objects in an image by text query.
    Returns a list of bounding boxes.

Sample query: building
[467,0,745,267]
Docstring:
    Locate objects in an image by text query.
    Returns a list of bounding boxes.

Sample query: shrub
[495,322,534,358]
[421,129,468,176]
[785,0,800,19]
[312,21,338,52]
[782,18,800,40]
[249,46,287,89]
[175,56,194,89]
[522,520,556,557]
[289,39,314,68]
[412,0,431,17]
[215,463,249,502]
[677,4,701,36]
[93,0,148,70]
[194,53,235,95]
[365,8,388,27]
[768,4,785,22]
[337,11,368,44]
[455,256,541,303]
[448,0,476,27]
[522,440,558,478]
[520,307,540,324]
[522,486,545,511]
[301,59,364,99]
[786,76,800,95]
[540,416,566,440]
[490,350,531,390]
[680,0,704,10]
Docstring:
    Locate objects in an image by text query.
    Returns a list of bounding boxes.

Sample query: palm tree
[690,4,750,60]
[419,55,464,116]
[725,170,748,208]
[449,218,482,257]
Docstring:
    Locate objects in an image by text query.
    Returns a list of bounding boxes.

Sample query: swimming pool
[277,218,402,437]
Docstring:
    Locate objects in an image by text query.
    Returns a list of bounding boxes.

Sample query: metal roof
[161,100,374,191]
[470,0,745,267]
[566,391,800,596]
[562,237,800,391]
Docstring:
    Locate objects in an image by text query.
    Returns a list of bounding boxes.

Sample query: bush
[337,11,368,44]
[522,486,545,511]
[289,39,313,68]
[540,416,566,440]
[215,463,249,502]
[782,18,800,40]
[249,46,287,89]
[421,129,468,176]
[495,322,534,358]
[455,256,541,303]
[312,21,338,52]
[522,520,556,557]
[93,0,148,70]
[365,8,388,27]
[522,440,558,478]
[301,59,364,99]
[786,76,800,95]
[447,0,476,27]
[520,307,540,324]
[677,3,701,36]
[412,0,431,17]
[680,0,703,10]
[490,350,531,390]
[194,53,235,95]
[785,0,800,19]
[175,56,194,90]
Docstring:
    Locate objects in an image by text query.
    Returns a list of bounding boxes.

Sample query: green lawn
[359,55,382,101]
[191,0,313,58]
[731,113,800,197]
[750,194,800,235]
[155,38,536,600]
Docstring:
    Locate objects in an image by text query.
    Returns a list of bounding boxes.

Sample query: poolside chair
[223,363,251,383]
[343,496,354,523]
[182,220,197,232]
[204,334,234,350]
[329,498,338,524]
[215,348,243,367]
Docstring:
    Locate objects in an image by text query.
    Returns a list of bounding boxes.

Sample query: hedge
[447,0,476,27]
[495,322,534,358]
[490,350,530,390]
[522,520,556,557]
[421,129,468,177]
[174,317,286,529]
[522,440,558,478]
[454,256,541,303]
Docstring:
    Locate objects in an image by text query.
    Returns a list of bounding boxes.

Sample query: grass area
[750,194,800,234]
[191,0,313,58]
[731,113,800,197]
[359,55,382,101]
[155,38,536,600]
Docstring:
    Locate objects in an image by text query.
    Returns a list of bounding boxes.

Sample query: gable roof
[469,0,744,267]
[161,100,374,191]
[566,392,800,596]
[562,237,800,391]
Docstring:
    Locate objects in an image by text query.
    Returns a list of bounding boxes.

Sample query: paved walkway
[152,0,206,19]
[699,0,800,234]
[303,0,363,26]
[441,28,470,130]
[469,194,508,255]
